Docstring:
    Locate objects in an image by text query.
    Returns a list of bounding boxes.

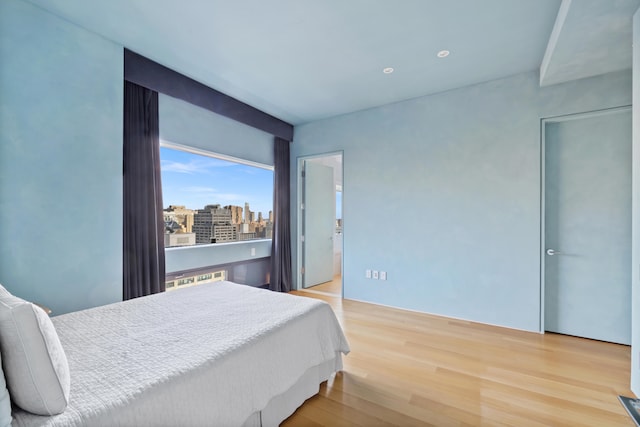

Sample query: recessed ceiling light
[437,50,450,58]
[383,67,394,74]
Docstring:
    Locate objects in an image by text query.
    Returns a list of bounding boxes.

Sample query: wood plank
[284,291,634,426]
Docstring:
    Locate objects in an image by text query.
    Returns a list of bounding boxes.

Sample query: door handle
[546,249,561,256]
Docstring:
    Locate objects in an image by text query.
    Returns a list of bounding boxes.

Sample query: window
[160,145,274,248]
[177,277,195,286]
[165,269,227,291]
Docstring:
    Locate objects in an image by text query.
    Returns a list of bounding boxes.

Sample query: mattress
[11,282,349,426]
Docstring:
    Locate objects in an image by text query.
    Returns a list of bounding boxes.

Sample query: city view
[163,202,273,247]
[160,146,273,248]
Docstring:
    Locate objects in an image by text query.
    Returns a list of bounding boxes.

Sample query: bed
[2,281,350,426]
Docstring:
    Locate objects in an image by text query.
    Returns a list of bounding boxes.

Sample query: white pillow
[0,353,12,427]
[0,285,70,415]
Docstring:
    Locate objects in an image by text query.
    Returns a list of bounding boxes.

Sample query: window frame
[160,140,274,172]
[160,140,275,249]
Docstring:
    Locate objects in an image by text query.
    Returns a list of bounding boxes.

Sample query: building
[238,231,257,241]
[164,232,196,248]
[193,204,238,244]
[193,208,214,244]
[225,205,243,225]
[243,202,251,224]
[212,223,237,243]
[163,205,194,233]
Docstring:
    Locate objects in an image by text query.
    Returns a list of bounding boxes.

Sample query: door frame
[539,105,632,333]
[296,151,344,294]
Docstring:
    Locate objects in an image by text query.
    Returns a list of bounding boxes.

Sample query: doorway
[541,107,631,345]
[297,153,343,297]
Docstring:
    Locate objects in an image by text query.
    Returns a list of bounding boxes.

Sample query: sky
[160,147,274,216]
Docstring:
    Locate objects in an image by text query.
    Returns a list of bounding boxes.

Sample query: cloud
[161,158,236,175]
[215,193,245,201]
[183,187,246,203]
[184,186,218,194]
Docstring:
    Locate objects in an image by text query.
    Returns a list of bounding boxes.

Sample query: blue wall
[166,240,271,273]
[292,70,631,332]
[159,94,274,166]
[0,0,123,314]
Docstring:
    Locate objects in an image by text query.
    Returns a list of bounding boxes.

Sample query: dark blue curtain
[270,137,292,292]
[123,81,165,300]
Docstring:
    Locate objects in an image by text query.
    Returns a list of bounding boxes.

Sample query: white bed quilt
[12,282,349,426]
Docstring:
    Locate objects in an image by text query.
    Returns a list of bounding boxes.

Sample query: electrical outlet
[365,269,372,279]
[380,271,387,280]
[250,247,256,256]
[373,270,379,279]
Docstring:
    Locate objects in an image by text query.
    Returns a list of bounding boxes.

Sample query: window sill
[165,238,271,252]
[165,239,272,274]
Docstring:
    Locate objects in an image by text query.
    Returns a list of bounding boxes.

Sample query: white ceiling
[540,0,640,86]
[26,0,640,125]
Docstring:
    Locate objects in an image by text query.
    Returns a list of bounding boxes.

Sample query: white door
[544,109,631,344]
[303,161,335,288]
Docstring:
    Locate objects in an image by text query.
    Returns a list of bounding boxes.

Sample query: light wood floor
[302,276,342,297]
[282,291,634,427]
